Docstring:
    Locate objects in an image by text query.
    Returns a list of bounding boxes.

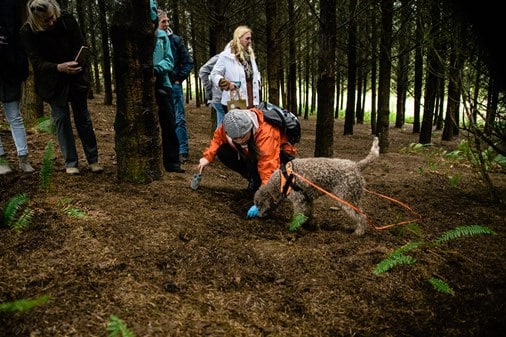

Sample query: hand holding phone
[74,46,89,65]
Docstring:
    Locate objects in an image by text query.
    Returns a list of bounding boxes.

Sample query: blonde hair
[230,26,255,62]
[26,0,61,32]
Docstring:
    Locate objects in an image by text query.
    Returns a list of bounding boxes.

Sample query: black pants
[216,143,260,184]
[155,86,179,170]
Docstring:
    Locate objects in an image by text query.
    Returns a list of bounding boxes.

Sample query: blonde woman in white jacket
[211,26,261,109]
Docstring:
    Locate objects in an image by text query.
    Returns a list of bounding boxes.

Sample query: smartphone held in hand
[74,46,89,64]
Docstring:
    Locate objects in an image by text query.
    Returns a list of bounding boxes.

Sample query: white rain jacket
[211,43,261,107]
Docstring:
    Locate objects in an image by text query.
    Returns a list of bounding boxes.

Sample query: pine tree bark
[314,0,336,157]
[376,0,393,153]
[110,0,161,183]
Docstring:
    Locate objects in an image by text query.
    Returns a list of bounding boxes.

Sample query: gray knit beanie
[223,109,253,138]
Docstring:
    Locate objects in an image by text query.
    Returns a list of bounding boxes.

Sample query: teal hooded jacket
[153,29,174,89]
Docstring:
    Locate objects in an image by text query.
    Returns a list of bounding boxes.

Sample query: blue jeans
[155,86,180,169]
[172,82,189,155]
[0,100,29,157]
[50,93,98,168]
[212,103,226,129]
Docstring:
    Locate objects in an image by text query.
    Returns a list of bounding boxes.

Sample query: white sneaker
[19,155,35,173]
[66,167,80,175]
[0,157,12,175]
[89,162,104,173]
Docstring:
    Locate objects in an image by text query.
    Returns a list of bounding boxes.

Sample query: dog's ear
[255,188,274,217]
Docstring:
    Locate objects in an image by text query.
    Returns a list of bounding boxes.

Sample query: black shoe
[179,154,189,163]
[165,163,185,173]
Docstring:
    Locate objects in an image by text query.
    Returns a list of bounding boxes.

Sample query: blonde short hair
[26,0,61,32]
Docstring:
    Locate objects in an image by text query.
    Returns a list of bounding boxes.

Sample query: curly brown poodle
[253,137,380,235]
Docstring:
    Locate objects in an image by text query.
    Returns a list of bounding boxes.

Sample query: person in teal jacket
[153,8,183,173]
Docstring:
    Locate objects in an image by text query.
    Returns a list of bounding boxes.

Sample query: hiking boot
[66,167,80,175]
[0,156,12,175]
[19,155,35,173]
[89,162,104,173]
[179,154,189,163]
[165,163,185,173]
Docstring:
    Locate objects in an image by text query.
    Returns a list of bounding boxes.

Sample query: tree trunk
[110,0,161,183]
[344,0,357,136]
[376,0,393,153]
[98,0,113,105]
[443,33,464,141]
[420,0,440,144]
[287,0,297,114]
[395,0,410,129]
[314,0,336,157]
[266,0,280,105]
[413,5,423,134]
[370,2,378,134]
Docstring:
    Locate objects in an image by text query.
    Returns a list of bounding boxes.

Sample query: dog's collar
[280,161,300,198]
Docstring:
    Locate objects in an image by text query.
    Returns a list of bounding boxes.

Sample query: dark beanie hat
[223,109,253,138]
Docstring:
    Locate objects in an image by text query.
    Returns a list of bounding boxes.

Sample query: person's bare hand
[57,61,82,75]
[198,157,210,173]
[0,35,7,45]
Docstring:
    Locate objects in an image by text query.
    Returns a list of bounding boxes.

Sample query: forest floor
[1,94,505,337]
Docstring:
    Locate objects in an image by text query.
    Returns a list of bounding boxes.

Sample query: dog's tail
[357,137,380,170]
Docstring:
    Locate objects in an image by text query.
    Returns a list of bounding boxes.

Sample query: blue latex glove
[247,205,259,218]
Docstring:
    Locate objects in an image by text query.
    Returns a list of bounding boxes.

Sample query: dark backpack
[258,101,301,144]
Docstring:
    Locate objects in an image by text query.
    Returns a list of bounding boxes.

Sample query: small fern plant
[289,213,309,232]
[35,116,55,134]
[39,140,55,192]
[373,241,422,275]
[0,295,50,313]
[374,225,497,295]
[1,193,33,230]
[57,197,88,218]
[433,225,496,245]
[107,315,136,337]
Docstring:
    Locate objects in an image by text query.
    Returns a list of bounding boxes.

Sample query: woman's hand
[198,157,210,173]
[57,61,82,75]
[218,78,230,90]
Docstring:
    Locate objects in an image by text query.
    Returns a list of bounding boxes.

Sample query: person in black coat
[0,0,35,174]
[158,14,193,163]
[20,0,103,175]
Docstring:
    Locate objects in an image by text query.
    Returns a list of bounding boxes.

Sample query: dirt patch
[1,95,505,336]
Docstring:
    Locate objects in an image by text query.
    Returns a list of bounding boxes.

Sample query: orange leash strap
[291,172,421,230]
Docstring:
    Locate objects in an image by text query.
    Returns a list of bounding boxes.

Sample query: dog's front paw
[353,227,365,236]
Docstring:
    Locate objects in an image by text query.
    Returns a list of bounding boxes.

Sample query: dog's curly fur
[254,137,380,235]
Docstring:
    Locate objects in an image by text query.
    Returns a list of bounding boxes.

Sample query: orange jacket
[202,108,297,185]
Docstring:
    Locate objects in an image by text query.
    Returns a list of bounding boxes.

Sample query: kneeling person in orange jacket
[198,108,297,194]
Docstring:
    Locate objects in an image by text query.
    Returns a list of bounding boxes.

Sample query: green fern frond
[12,208,33,230]
[0,295,50,313]
[107,315,136,337]
[434,225,497,245]
[394,241,423,255]
[402,222,423,237]
[35,116,55,134]
[494,154,506,167]
[63,207,87,218]
[58,197,87,218]
[428,277,455,296]
[57,196,73,208]
[373,253,416,275]
[2,193,29,227]
[289,213,308,232]
[39,141,55,192]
